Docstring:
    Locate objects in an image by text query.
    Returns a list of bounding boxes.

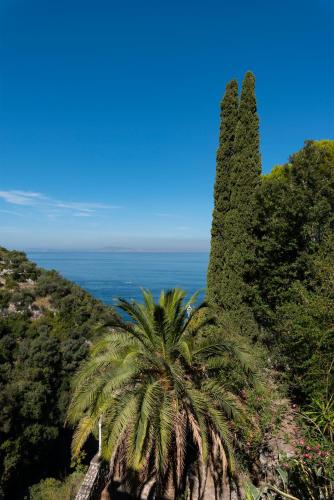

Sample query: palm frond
[116,298,155,344]
[104,393,138,461]
[130,383,160,469]
[202,379,245,422]
[156,392,174,473]
[173,339,192,365]
[72,415,97,456]
[141,288,155,316]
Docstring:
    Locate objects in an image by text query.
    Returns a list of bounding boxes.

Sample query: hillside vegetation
[254,140,334,402]
[0,248,118,498]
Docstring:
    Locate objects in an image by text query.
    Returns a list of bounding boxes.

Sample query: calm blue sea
[27,252,209,309]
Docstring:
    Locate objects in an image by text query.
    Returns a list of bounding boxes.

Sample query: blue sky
[0,0,333,251]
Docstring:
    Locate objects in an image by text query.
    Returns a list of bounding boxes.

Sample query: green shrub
[29,472,84,500]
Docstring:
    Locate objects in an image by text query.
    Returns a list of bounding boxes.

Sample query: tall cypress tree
[207,80,239,307]
[207,72,261,338]
[220,71,261,337]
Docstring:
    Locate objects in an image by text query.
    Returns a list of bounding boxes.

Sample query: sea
[27,252,209,310]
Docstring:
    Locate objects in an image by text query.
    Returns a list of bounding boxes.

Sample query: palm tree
[67,289,252,499]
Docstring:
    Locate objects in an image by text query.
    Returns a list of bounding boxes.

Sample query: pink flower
[299,439,305,446]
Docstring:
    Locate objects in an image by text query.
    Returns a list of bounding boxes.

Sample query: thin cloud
[0,189,121,215]
[0,190,44,205]
[56,201,120,211]
[12,190,45,198]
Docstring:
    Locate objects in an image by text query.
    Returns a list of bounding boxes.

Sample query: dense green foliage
[0,248,118,498]
[68,289,257,498]
[207,72,261,338]
[223,71,261,338]
[29,472,85,500]
[254,140,334,401]
[207,79,239,308]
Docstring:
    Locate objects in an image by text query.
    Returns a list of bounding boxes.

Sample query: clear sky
[1,0,333,251]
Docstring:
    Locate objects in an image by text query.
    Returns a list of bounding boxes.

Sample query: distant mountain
[98,246,137,252]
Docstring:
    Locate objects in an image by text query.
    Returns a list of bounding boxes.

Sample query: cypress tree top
[231,71,261,212]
